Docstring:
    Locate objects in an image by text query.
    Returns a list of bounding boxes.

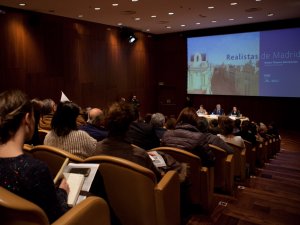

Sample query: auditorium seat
[0,186,111,225]
[149,146,213,213]
[84,155,180,225]
[226,142,247,181]
[208,144,234,195]
[243,139,256,175]
[30,145,83,178]
[38,129,49,144]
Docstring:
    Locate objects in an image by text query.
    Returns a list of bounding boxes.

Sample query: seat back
[38,129,49,144]
[30,145,83,177]
[0,187,111,225]
[226,142,247,180]
[0,187,49,225]
[243,139,256,175]
[23,144,34,157]
[150,146,212,211]
[84,155,180,225]
[208,144,234,194]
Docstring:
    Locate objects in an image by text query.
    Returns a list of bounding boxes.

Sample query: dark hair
[51,101,80,136]
[41,98,56,115]
[220,117,234,135]
[105,101,135,136]
[176,107,198,127]
[197,116,209,133]
[0,90,33,144]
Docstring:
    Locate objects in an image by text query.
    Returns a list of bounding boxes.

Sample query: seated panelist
[211,104,224,115]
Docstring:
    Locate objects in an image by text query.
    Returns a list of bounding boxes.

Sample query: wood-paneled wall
[1,7,299,130]
[0,7,157,116]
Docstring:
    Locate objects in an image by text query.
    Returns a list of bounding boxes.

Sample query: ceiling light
[248,16,253,19]
[117,23,123,26]
[78,14,83,18]
[196,22,201,25]
[134,17,140,21]
[132,0,139,2]
[112,3,118,7]
[208,6,214,9]
[211,20,217,23]
[19,3,26,6]
[229,18,234,21]
[166,26,172,29]
[151,15,157,18]
[268,13,274,17]
[168,12,174,15]
[181,24,186,27]
[146,29,150,32]
[230,3,238,6]
[94,7,101,11]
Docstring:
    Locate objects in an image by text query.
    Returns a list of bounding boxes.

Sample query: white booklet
[55,161,99,207]
[148,151,167,168]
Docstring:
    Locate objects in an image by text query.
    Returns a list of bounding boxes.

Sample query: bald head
[87,108,104,126]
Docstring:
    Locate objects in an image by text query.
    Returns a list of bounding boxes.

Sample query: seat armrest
[155,170,180,225]
[53,196,110,225]
[224,154,234,194]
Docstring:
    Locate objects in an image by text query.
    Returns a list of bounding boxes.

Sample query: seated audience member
[92,101,161,180]
[233,118,242,135]
[26,98,43,145]
[218,117,245,149]
[165,116,177,130]
[197,117,234,155]
[162,107,226,167]
[229,106,241,117]
[39,98,56,130]
[0,89,69,223]
[44,101,97,159]
[196,104,208,116]
[79,108,108,141]
[143,113,153,124]
[126,108,160,150]
[211,103,224,115]
[267,121,280,138]
[208,118,221,135]
[76,107,87,127]
[150,112,167,140]
[240,120,257,146]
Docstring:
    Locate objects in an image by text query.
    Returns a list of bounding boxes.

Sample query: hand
[59,178,70,194]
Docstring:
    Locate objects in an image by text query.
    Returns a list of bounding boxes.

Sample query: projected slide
[187,28,300,97]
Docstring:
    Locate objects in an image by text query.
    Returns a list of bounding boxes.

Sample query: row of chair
[22,144,180,225]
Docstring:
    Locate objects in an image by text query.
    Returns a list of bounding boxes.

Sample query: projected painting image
[188,32,260,95]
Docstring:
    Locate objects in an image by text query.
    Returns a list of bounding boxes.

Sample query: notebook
[63,173,85,207]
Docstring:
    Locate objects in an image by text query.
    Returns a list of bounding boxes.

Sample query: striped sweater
[44,130,97,159]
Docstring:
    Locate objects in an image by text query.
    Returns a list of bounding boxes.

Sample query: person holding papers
[0,89,70,223]
[92,101,161,180]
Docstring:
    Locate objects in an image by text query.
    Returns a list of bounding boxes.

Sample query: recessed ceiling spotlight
[168,12,174,15]
[229,18,235,21]
[94,7,101,11]
[132,0,139,2]
[208,6,214,9]
[134,17,140,21]
[267,13,274,17]
[112,3,118,7]
[230,2,238,6]
[256,0,262,2]
[166,26,172,29]
[117,22,123,26]
[248,16,253,19]
[196,22,201,25]
[78,14,83,18]
[211,20,217,23]
[180,24,186,27]
[146,29,150,32]
[151,15,157,18]
[19,3,26,6]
